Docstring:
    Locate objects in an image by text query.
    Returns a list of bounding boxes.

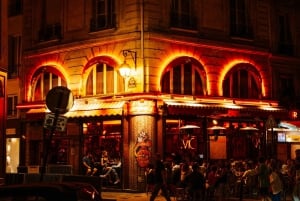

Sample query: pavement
[101,191,293,201]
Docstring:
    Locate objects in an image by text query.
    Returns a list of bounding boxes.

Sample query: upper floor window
[38,0,62,42]
[230,0,253,38]
[90,0,116,32]
[161,57,206,96]
[278,74,295,109]
[7,95,18,118]
[8,35,21,79]
[8,0,22,17]
[31,67,67,101]
[277,14,293,55]
[223,64,261,99]
[170,0,197,30]
[86,62,124,96]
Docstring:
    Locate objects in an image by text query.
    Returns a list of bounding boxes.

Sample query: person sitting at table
[100,150,120,184]
[82,151,98,176]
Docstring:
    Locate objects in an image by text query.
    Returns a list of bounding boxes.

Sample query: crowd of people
[146,152,300,201]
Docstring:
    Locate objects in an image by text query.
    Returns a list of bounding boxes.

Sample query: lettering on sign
[181,136,196,150]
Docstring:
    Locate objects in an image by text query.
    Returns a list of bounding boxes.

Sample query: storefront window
[83,120,122,162]
[165,119,203,162]
[42,128,69,165]
[48,139,69,164]
[6,138,20,173]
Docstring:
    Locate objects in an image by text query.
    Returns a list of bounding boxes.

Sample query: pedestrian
[269,162,283,201]
[184,162,205,201]
[256,156,271,201]
[150,153,172,201]
[293,149,300,201]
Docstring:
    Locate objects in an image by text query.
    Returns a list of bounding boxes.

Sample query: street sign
[46,86,73,114]
[43,113,68,132]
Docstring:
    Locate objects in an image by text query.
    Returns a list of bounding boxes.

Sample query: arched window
[161,57,206,96]
[31,67,67,101]
[223,63,261,99]
[86,62,123,96]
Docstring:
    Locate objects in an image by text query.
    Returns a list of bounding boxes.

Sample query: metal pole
[40,110,59,182]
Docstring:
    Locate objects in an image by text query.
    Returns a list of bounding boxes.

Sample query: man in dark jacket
[184,162,205,201]
[150,153,172,201]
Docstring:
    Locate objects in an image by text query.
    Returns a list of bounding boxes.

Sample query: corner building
[13,0,300,191]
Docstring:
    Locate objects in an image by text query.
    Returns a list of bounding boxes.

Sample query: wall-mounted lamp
[118,49,137,78]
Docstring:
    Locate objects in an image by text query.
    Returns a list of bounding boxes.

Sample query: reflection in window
[230,0,253,38]
[86,63,124,96]
[90,0,116,32]
[161,57,206,96]
[223,64,261,99]
[170,0,196,30]
[31,68,67,101]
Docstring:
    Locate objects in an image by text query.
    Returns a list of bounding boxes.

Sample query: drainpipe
[140,0,147,92]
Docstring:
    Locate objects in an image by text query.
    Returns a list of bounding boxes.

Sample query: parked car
[0,182,102,201]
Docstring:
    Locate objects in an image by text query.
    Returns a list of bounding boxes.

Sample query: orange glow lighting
[219,59,266,97]
[157,51,207,91]
[26,62,70,101]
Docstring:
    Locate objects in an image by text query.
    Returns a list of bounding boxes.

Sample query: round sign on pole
[46,86,74,114]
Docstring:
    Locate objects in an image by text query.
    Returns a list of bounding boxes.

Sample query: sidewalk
[102,191,293,201]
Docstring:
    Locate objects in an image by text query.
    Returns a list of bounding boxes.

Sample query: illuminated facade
[4,0,300,190]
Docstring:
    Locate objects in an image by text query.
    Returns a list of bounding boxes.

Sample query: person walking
[269,162,283,201]
[150,153,172,201]
[184,162,205,201]
[256,157,271,201]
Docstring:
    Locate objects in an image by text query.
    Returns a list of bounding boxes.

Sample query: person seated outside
[100,150,120,185]
[82,151,98,176]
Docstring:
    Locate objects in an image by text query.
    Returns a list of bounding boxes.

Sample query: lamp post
[118,50,137,77]
[118,50,137,91]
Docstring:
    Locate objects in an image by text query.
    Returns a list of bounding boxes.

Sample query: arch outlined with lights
[220,61,264,98]
[160,56,207,96]
[26,64,69,102]
[82,56,124,96]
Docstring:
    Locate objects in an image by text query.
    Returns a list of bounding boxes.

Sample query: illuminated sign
[128,100,157,115]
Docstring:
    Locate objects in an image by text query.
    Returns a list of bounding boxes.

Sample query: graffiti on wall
[134,130,152,168]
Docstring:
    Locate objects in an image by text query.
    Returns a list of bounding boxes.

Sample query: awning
[165,101,227,116]
[164,101,288,119]
[64,108,123,118]
[279,121,300,131]
[26,99,125,119]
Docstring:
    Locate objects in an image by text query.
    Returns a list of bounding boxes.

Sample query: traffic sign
[46,86,73,114]
[44,113,68,132]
